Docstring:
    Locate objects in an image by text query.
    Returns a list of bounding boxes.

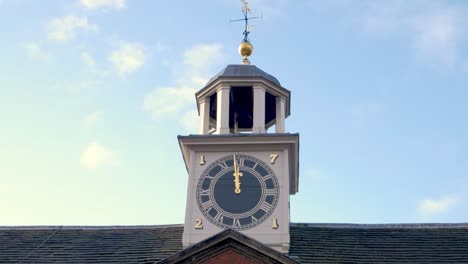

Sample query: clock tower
[178,3,299,254]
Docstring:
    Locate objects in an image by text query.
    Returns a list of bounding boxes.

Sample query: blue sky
[0,0,467,225]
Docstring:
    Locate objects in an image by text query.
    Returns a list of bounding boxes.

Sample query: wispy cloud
[181,43,224,86]
[143,43,226,133]
[418,195,460,217]
[81,51,96,69]
[144,87,196,116]
[362,1,466,66]
[179,110,199,134]
[308,0,468,68]
[80,142,118,169]
[20,41,52,63]
[81,51,109,76]
[109,42,146,77]
[412,8,463,65]
[79,0,125,10]
[47,15,98,43]
[83,111,103,125]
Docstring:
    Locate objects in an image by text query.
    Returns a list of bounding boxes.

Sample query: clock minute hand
[233,155,243,194]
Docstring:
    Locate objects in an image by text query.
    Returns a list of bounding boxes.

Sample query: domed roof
[205,64,281,87]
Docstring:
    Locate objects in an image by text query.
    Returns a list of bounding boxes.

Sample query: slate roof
[289,223,468,263]
[1,223,468,263]
[0,225,181,264]
[205,64,282,87]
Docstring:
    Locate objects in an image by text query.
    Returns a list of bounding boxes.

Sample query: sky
[0,0,467,225]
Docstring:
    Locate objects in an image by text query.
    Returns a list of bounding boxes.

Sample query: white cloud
[144,43,226,132]
[361,1,466,66]
[81,51,109,76]
[418,195,460,217]
[81,51,96,68]
[80,142,117,169]
[84,111,103,125]
[412,9,463,65]
[109,42,146,77]
[20,41,51,63]
[144,87,196,116]
[179,110,199,134]
[47,15,98,43]
[307,1,467,67]
[80,0,125,9]
[183,44,223,72]
[181,43,225,86]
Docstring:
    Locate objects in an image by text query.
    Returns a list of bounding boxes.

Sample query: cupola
[196,62,291,135]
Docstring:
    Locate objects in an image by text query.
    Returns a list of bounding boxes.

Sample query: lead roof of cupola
[205,64,281,87]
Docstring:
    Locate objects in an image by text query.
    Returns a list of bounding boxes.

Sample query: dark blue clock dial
[196,154,279,230]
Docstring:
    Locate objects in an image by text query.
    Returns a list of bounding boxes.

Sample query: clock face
[196,154,279,230]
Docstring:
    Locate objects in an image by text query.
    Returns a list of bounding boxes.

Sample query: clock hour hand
[233,155,243,194]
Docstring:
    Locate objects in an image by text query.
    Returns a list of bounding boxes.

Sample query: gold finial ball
[238,41,254,58]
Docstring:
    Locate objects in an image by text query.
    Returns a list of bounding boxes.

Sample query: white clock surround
[179,134,299,253]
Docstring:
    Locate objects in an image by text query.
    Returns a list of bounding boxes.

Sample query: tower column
[276,96,286,133]
[253,85,266,133]
[199,97,210,135]
[216,85,230,134]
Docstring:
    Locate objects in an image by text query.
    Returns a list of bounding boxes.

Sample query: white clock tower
[178,4,299,254]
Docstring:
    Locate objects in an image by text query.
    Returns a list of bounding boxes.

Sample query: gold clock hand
[233,155,243,194]
[233,154,238,172]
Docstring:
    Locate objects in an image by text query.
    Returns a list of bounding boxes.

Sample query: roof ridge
[2,223,468,230]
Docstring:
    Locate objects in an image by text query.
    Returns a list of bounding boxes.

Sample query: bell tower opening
[224,87,279,134]
[230,86,253,132]
[198,73,289,135]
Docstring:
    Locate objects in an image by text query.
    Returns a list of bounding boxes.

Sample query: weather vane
[230,0,262,64]
[231,0,261,42]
